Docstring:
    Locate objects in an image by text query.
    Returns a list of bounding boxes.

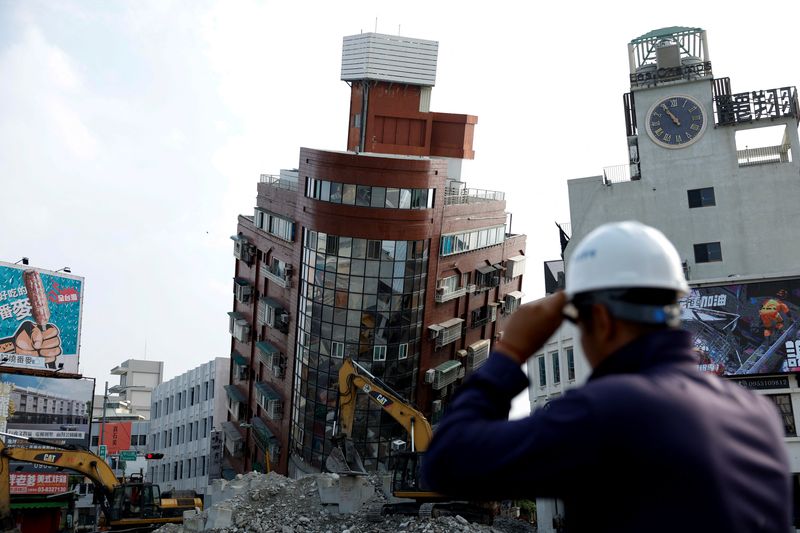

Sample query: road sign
[119,450,137,461]
[99,445,107,459]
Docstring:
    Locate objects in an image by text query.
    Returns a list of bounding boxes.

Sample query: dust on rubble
[155,470,536,533]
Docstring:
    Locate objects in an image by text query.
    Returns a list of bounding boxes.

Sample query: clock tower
[566,26,800,281]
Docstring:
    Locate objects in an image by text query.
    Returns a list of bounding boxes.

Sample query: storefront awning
[254,381,280,401]
[231,351,248,367]
[10,501,67,509]
[251,417,277,446]
[438,317,464,329]
[256,341,279,357]
[435,360,462,373]
[222,421,243,442]
[260,296,284,309]
[224,384,246,404]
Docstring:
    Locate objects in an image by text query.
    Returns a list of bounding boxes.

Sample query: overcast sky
[1,1,798,416]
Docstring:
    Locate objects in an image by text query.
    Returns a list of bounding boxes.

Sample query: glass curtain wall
[291,228,429,470]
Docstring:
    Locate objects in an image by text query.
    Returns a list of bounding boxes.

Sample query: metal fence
[260,174,298,191]
[602,163,641,185]
[443,188,505,205]
[737,144,792,167]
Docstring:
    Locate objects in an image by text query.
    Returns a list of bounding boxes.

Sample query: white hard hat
[565,221,689,299]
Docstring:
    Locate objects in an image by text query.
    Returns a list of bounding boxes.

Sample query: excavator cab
[389,452,434,497]
[108,480,161,521]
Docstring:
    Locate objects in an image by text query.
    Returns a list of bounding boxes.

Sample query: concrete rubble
[155,471,536,533]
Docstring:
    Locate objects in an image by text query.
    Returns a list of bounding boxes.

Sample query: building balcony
[443,188,505,206]
[602,162,641,185]
[737,144,791,167]
[261,263,292,289]
[260,173,298,191]
[434,285,472,303]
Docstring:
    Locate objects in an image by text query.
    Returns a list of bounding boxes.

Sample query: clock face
[646,95,707,148]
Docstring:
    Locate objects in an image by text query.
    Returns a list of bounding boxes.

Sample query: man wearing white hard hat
[422,221,790,533]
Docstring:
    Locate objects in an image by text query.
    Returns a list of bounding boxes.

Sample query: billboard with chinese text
[0,373,93,494]
[681,277,800,376]
[99,421,133,455]
[0,262,84,374]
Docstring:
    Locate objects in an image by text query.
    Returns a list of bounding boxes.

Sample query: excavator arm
[0,434,119,525]
[336,358,433,451]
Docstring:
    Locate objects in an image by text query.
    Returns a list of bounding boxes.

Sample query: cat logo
[34,452,61,463]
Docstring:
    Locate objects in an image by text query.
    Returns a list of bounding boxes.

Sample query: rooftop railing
[602,163,641,185]
[737,144,792,167]
[260,174,298,191]
[444,188,505,206]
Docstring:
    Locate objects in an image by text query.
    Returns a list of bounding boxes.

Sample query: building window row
[537,347,575,388]
[155,416,213,449]
[254,208,296,242]
[151,380,214,419]
[305,177,435,210]
[440,225,506,256]
[153,455,208,484]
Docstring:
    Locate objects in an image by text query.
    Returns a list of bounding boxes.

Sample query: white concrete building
[530,26,800,532]
[109,359,164,420]
[148,357,229,496]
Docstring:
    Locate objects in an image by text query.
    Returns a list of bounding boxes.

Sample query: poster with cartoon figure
[0,262,84,373]
[681,278,800,376]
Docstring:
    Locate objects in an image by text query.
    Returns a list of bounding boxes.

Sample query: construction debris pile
[156,471,535,533]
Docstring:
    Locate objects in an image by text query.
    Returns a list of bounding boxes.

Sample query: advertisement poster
[0,262,84,374]
[681,278,800,376]
[98,421,133,455]
[0,373,93,494]
[10,473,68,495]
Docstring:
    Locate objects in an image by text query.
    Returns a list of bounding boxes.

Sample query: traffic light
[145,453,164,460]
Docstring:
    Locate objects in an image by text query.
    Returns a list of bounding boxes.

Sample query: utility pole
[94,381,108,529]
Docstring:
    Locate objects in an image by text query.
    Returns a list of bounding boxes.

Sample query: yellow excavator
[326,358,494,523]
[0,432,201,532]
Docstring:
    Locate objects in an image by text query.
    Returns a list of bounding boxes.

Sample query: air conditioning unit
[436,287,446,295]
[236,365,249,381]
[456,349,468,359]
[424,369,436,384]
[272,364,285,379]
[279,312,290,325]
[428,325,443,340]
[391,439,407,452]
[432,400,443,414]
[467,284,477,293]
[467,339,491,371]
[284,265,293,278]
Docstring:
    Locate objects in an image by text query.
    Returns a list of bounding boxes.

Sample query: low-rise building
[147,357,229,495]
[109,359,164,420]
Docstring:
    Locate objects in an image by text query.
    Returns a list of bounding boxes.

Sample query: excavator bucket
[325,437,367,475]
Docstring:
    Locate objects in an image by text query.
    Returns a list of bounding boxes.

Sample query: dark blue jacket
[422,330,791,532]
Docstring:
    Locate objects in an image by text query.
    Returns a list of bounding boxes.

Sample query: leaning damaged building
[224,32,527,478]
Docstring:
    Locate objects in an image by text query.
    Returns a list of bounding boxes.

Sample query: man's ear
[592,303,615,343]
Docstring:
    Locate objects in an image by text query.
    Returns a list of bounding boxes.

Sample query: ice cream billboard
[681,277,800,376]
[0,373,93,494]
[0,262,84,373]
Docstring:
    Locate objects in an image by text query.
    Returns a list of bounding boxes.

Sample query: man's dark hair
[573,288,680,333]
